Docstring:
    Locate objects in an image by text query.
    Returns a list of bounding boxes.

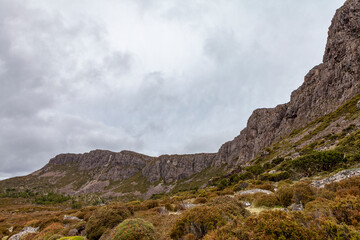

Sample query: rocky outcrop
[215,0,360,167]
[142,153,216,183]
[311,168,360,188]
[38,149,216,184]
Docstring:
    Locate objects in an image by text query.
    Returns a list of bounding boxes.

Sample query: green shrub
[253,193,280,208]
[34,192,70,205]
[113,218,156,240]
[260,171,290,182]
[238,171,253,180]
[86,203,132,240]
[245,165,265,176]
[291,151,345,177]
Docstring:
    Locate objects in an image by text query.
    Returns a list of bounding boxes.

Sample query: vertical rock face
[215,0,360,167]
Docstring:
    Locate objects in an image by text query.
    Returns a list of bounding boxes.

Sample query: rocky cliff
[215,0,360,167]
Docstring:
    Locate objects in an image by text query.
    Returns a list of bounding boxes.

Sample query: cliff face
[215,0,360,167]
[40,150,216,184]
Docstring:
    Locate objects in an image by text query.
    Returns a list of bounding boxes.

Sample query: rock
[241,201,251,207]
[236,189,273,195]
[289,202,304,211]
[63,215,81,221]
[8,227,38,240]
[357,100,360,109]
[311,168,360,188]
[68,228,78,236]
[269,170,277,174]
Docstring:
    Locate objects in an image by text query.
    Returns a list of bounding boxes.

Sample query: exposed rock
[289,202,304,212]
[235,189,273,195]
[63,215,82,221]
[241,201,251,207]
[311,168,360,188]
[68,228,78,236]
[8,227,38,240]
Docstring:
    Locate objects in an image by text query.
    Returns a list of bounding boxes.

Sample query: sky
[0,0,345,180]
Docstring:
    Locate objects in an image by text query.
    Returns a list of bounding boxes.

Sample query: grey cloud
[0,0,345,179]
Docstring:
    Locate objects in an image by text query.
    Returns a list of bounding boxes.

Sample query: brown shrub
[193,197,207,204]
[330,196,360,227]
[276,184,294,207]
[208,196,249,219]
[86,203,132,240]
[170,206,225,239]
[292,182,315,205]
[253,193,280,208]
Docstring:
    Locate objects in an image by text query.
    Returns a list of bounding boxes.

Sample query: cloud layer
[0,0,344,179]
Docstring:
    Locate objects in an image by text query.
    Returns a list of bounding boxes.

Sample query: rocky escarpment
[215,0,360,167]
[36,150,216,185]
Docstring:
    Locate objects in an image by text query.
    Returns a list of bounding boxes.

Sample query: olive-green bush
[112,218,156,240]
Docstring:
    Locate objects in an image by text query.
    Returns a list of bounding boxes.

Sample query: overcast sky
[0,0,345,180]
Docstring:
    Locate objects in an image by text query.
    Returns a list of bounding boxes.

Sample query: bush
[276,184,294,207]
[292,182,315,205]
[170,206,225,239]
[245,165,265,176]
[143,200,159,210]
[34,192,70,205]
[193,197,207,204]
[208,196,249,219]
[86,203,132,240]
[238,210,313,239]
[260,171,290,182]
[253,193,280,208]
[112,218,156,240]
[291,151,345,177]
[330,196,360,227]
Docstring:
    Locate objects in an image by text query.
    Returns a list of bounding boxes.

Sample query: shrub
[86,203,132,240]
[238,171,253,180]
[113,218,156,240]
[208,196,249,219]
[260,171,290,182]
[238,210,313,239]
[292,182,315,205]
[245,165,265,176]
[193,197,207,204]
[330,196,360,227]
[233,181,249,191]
[291,151,345,177]
[143,200,159,210]
[253,193,280,208]
[276,184,294,207]
[170,206,225,239]
[34,192,70,205]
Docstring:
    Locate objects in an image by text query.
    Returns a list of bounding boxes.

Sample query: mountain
[1,0,360,199]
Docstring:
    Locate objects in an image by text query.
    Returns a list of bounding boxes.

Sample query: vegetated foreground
[2,174,360,239]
